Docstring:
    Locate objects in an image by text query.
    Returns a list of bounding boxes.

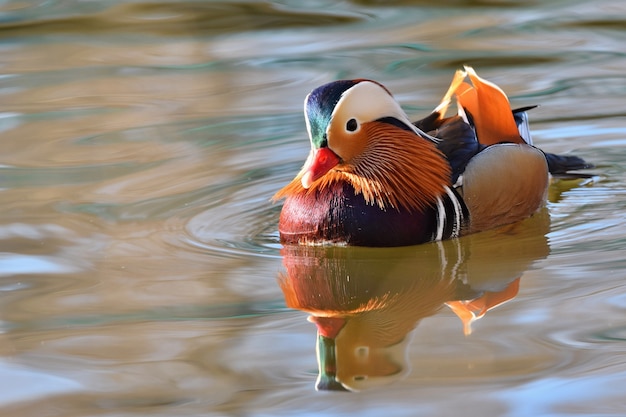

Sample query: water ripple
[0,1,363,37]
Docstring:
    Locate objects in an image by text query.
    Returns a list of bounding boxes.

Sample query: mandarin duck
[274,67,591,247]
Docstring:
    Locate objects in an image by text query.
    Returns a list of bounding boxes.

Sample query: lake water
[1,0,626,415]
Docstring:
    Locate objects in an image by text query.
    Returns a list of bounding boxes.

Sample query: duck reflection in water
[278,210,550,392]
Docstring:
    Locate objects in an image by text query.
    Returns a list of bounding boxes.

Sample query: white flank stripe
[435,196,446,241]
[444,186,463,237]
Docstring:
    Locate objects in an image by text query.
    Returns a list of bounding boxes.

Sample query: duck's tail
[543,152,594,175]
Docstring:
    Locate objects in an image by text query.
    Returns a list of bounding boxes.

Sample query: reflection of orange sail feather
[446,277,521,336]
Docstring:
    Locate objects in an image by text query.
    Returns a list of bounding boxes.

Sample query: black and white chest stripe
[433,186,469,241]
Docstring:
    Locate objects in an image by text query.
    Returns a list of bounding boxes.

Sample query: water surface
[1,0,626,415]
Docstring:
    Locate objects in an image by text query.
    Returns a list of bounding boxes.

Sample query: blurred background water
[1,0,625,415]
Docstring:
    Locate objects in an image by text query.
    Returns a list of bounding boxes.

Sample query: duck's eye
[346,118,358,132]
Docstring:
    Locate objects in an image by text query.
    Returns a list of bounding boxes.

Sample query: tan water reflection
[280,210,549,391]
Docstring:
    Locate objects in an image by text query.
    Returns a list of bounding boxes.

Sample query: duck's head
[288,79,451,211]
[301,79,424,189]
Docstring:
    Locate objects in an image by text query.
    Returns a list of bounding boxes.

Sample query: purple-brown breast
[278,181,439,247]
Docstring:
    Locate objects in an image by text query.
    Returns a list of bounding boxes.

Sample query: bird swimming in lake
[273,67,591,247]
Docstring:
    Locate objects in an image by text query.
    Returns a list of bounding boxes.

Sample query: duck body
[274,67,590,247]
[279,181,456,246]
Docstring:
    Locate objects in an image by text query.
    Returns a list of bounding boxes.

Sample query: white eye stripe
[327,80,436,141]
